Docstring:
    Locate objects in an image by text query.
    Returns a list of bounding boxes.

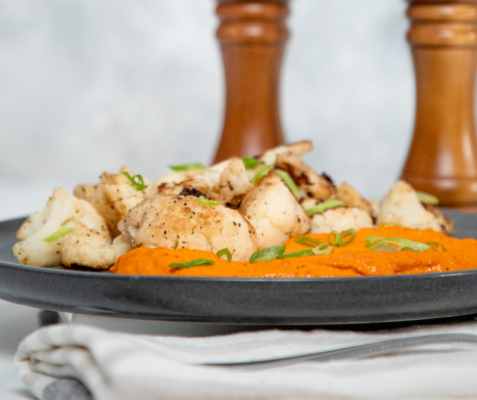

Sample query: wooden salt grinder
[213,0,289,163]
[401,0,477,210]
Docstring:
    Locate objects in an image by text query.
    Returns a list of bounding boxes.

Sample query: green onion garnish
[328,229,356,247]
[426,241,447,252]
[121,171,148,191]
[249,246,286,263]
[305,200,345,216]
[169,163,206,172]
[328,231,341,246]
[400,246,420,252]
[295,237,324,248]
[384,237,429,251]
[197,196,219,207]
[365,235,385,246]
[216,248,232,261]
[170,259,215,269]
[368,237,430,252]
[371,244,400,252]
[43,227,74,243]
[274,169,300,197]
[253,165,273,186]
[416,191,439,205]
[312,244,334,255]
[340,229,356,246]
[277,250,315,259]
[242,157,261,170]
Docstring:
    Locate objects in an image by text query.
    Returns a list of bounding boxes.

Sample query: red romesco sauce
[110,227,477,278]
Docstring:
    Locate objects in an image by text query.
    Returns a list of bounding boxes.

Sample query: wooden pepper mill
[401,0,477,210]
[213,0,289,163]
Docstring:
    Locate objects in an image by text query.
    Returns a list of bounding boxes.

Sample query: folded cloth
[15,319,477,400]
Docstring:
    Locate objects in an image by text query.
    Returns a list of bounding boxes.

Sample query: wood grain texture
[213,0,289,163]
[401,0,477,210]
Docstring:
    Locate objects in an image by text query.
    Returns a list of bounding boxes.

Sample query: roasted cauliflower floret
[275,153,336,201]
[74,167,155,237]
[369,199,381,217]
[239,174,311,249]
[61,224,115,269]
[336,182,373,215]
[112,234,134,262]
[156,159,255,205]
[155,169,205,185]
[207,157,255,208]
[157,179,209,198]
[156,167,225,196]
[217,158,253,201]
[377,180,453,233]
[260,140,313,166]
[310,206,373,234]
[13,189,113,269]
[118,194,257,261]
[422,203,454,234]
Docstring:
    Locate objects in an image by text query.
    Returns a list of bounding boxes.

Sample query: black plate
[1,212,477,324]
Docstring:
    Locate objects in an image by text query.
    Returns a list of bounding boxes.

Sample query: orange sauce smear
[110,227,477,278]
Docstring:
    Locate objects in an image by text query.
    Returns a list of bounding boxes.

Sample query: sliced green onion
[216,248,232,261]
[385,237,429,252]
[371,244,400,252]
[368,239,399,251]
[295,236,324,248]
[170,259,215,269]
[169,163,206,172]
[328,231,341,246]
[365,236,385,246]
[121,171,148,191]
[242,157,261,170]
[312,244,334,255]
[253,165,273,186]
[327,229,356,247]
[316,243,330,251]
[197,196,219,207]
[416,191,439,205]
[305,200,345,216]
[274,169,300,197]
[426,241,447,252]
[277,250,315,259]
[400,247,421,252]
[368,237,430,252]
[249,246,286,263]
[340,229,356,247]
[44,227,74,243]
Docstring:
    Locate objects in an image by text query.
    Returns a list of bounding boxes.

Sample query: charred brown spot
[179,188,206,198]
[322,172,334,184]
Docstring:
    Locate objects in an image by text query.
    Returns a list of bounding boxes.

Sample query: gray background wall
[0,0,414,217]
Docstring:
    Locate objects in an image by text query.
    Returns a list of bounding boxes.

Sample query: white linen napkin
[15,319,477,400]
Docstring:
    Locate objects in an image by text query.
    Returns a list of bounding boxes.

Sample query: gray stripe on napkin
[43,378,92,400]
